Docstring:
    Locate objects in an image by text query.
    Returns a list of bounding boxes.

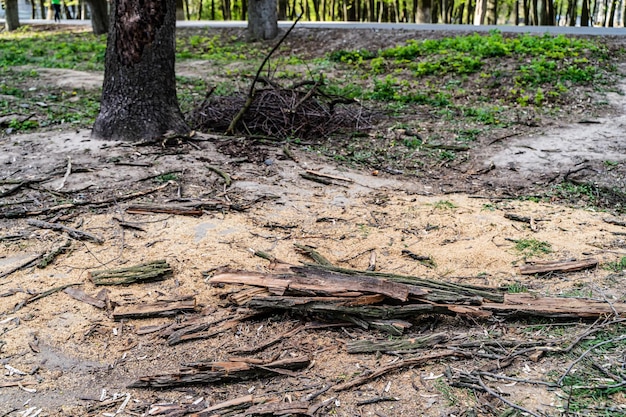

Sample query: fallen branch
[207,165,232,187]
[0,182,172,219]
[14,282,81,312]
[27,219,104,244]
[226,15,302,135]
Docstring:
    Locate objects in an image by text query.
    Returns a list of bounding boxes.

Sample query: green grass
[432,200,457,210]
[603,257,626,272]
[513,238,552,257]
[556,324,626,416]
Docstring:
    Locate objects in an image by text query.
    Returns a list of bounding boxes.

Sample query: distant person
[51,0,62,22]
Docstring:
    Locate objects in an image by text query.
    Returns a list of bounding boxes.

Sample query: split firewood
[482,293,626,318]
[212,264,500,304]
[89,260,173,286]
[63,287,106,309]
[128,357,310,388]
[27,219,104,244]
[519,258,598,275]
[112,299,197,320]
[347,333,448,354]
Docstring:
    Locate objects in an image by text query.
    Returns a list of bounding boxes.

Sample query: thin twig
[226,14,303,135]
[475,374,543,417]
[558,334,626,386]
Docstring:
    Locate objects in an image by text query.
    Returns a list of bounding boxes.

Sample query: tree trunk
[86,0,109,35]
[607,0,617,25]
[474,0,487,23]
[581,0,590,24]
[176,0,185,19]
[416,0,431,21]
[567,0,576,25]
[92,0,189,142]
[5,0,20,31]
[247,0,278,40]
[278,0,288,18]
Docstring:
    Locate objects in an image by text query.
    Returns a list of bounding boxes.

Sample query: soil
[1,27,625,417]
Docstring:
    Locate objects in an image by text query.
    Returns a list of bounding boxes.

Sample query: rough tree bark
[85,0,109,35]
[4,0,20,31]
[248,0,278,40]
[92,0,189,142]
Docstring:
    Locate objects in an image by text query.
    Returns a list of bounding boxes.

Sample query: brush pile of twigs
[189,80,376,140]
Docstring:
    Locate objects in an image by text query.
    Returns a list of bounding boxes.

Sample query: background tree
[4,0,20,31]
[247,0,278,40]
[92,0,189,141]
[86,0,109,35]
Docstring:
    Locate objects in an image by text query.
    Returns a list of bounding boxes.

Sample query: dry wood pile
[188,80,376,141]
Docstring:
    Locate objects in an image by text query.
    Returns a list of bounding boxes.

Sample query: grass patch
[603,256,626,272]
[512,238,552,257]
[432,200,457,210]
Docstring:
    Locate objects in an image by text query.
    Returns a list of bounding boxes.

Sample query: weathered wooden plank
[519,258,598,275]
[112,299,196,320]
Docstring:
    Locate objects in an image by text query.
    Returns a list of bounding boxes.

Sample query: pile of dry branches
[189,80,376,141]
